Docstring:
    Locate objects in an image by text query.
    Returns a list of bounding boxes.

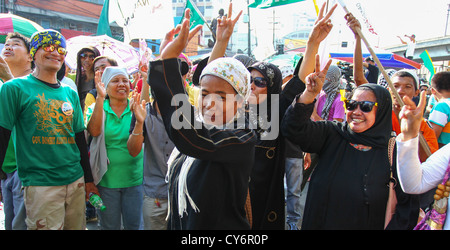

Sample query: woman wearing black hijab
[282,55,398,229]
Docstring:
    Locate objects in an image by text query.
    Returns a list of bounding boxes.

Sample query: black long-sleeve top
[148,58,256,230]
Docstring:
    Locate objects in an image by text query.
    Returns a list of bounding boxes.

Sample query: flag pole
[337,0,431,157]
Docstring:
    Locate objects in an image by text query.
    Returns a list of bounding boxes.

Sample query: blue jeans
[284,157,303,225]
[97,185,143,230]
[1,171,27,230]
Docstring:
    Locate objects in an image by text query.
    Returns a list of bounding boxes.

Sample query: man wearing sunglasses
[0,29,97,230]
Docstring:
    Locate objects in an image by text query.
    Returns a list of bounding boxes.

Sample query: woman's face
[106,75,130,100]
[248,69,268,105]
[199,75,243,126]
[346,89,378,133]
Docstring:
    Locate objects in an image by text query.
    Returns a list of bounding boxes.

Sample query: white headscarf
[101,66,128,89]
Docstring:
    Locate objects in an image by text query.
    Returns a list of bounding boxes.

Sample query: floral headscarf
[200,57,251,101]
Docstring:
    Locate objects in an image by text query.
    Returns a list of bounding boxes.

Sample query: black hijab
[335,83,392,148]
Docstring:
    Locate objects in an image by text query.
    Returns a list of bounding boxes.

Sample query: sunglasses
[344,100,378,113]
[41,44,67,55]
[251,76,268,88]
[80,53,95,60]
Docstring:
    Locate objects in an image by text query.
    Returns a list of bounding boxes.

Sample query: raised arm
[86,71,106,137]
[345,13,368,86]
[298,2,337,83]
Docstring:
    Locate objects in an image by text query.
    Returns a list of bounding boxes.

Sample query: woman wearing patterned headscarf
[147,8,257,229]
[313,65,345,122]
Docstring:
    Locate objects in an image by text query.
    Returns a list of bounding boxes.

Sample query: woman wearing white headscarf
[148,9,256,230]
[86,66,144,230]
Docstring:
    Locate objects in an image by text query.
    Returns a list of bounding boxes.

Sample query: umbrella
[329,48,421,70]
[65,35,140,74]
[0,13,44,43]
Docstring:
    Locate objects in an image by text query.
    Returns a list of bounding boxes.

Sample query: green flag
[419,50,435,82]
[182,0,206,29]
[248,0,305,9]
[97,0,112,37]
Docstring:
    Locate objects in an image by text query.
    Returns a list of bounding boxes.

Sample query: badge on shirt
[61,102,73,116]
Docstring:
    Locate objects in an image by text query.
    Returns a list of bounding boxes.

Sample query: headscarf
[233,54,256,68]
[377,69,397,89]
[200,57,251,101]
[336,83,392,148]
[101,66,129,89]
[29,29,66,58]
[247,61,283,135]
[321,65,341,121]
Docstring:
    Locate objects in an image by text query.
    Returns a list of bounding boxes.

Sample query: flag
[248,0,305,9]
[313,0,320,16]
[183,0,206,29]
[96,0,112,37]
[420,50,435,82]
[108,0,174,43]
[356,2,378,35]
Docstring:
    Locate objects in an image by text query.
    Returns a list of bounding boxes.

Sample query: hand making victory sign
[298,54,332,104]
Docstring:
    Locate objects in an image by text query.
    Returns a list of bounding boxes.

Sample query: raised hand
[131,91,147,123]
[308,2,337,45]
[299,54,332,104]
[215,2,242,43]
[398,91,427,141]
[160,8,202,60]
[95,71,106,99]
[345,13,361,38]
[0,56,13,82]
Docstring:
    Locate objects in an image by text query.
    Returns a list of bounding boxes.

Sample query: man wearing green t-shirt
[0,30,97,230]
[0,32,33,230]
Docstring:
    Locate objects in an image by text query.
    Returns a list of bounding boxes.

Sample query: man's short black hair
[5,32,31,53]
[431,71,450,92]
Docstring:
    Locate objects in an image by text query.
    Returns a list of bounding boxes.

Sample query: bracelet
[131,132,143,136]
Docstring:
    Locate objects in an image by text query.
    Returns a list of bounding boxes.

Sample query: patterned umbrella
[0,13,44,43]
[65,35,140,74]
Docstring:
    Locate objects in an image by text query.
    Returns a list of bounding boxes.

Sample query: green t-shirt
[86,99,143,188]
[0,74,85,186]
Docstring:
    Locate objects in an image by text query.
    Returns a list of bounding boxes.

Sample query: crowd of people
[0,2,449,230]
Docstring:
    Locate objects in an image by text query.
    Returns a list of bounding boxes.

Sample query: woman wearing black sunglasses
[281,52,398,229]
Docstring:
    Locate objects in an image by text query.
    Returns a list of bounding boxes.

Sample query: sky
[229,0,450,49]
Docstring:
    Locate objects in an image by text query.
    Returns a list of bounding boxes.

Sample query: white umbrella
[65,35,140,74]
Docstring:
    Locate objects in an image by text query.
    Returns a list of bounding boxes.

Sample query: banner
[96,0,112,37]
[109,0,174,43]
[356,2,378,35]
[248,0,305,9]
[420,50,435,82]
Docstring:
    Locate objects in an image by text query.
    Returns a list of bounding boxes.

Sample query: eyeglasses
[80,53,95,60]
[251,76,268,88]
[344,100,378,113]
[41,44,67,55]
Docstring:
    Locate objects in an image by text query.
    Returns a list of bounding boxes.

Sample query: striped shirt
[429,98,450,145]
